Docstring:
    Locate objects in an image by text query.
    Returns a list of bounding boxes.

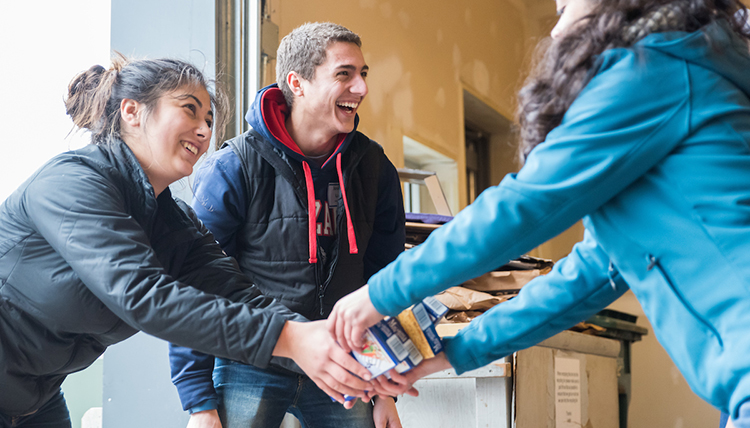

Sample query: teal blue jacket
[368,22,750,416]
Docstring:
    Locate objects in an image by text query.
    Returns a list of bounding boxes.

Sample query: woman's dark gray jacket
[0,140,298,416]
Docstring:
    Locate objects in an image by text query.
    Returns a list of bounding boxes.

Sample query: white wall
[0,3,112,427]
[0,1,111,203]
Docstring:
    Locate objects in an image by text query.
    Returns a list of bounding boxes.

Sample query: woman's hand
[371,353,453,398]
[186,409,222,428]
[327,285,385,353]
[272,320,373,407]
[372,396,402,428]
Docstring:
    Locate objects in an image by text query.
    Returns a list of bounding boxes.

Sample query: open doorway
[463,89,517,205]
[465,124,491,203]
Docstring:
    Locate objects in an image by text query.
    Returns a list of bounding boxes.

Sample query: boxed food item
[350,327,398,379]
[421,295,449,322]
[383,317,423,373]
[337,317,423,402]
[350,317,423,378]
[397,301,444,359]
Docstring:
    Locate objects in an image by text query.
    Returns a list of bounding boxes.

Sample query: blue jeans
[0,390,71,428]
[214,358,375,428]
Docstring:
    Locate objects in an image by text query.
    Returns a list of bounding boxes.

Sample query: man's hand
[372,396,402,428]
[371,353,453,398]
[186,409,222,428]
[273,320,373,407]
[327,285,385,353]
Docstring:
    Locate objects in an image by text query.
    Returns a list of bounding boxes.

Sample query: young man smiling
[169,23,405,428]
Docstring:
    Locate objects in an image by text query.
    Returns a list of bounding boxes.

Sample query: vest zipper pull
[315,266,324,317]
[319,290,324,317]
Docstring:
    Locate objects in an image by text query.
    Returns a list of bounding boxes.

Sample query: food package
[397,302,444,359]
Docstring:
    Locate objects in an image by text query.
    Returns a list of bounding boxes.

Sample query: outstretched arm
[440,228,628,374]
[351,229,628,399]
[23,157,371,403]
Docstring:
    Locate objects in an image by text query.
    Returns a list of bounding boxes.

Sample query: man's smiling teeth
[337,101,358,109]
[182,141,198,155]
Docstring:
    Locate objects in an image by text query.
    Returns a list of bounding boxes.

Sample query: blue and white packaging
[336,317,423,402]
[421,295,449,323]
[381,317,423,373]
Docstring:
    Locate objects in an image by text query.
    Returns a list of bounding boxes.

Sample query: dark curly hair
[516,0,750,162]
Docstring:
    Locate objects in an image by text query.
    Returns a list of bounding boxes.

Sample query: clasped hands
[284,284,452,408]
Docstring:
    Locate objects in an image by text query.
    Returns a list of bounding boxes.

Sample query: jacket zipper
[316,263,324,317]
[316,168,349,318]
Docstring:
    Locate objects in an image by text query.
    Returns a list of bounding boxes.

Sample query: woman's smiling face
[123,85,213,195]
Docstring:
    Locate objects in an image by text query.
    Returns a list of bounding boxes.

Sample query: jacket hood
[244,83,360,171]
[638,20,750,97]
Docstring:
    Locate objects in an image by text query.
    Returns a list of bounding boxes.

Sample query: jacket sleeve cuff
[268,357,304,375]
[173,373,218,412]
[368,280,399,317]
[188,399,218,414]
[442,336,485,375]
[244,311,296,368]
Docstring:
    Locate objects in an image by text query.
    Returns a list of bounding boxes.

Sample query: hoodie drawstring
[302,155,358,265]
[302,161,318,264]
[336,153,358,255]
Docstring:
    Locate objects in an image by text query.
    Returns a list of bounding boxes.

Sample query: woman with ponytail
[0,56,374,427]
[330,1,750,424]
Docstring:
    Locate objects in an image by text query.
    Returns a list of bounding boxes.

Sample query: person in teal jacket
[328,0,750,425]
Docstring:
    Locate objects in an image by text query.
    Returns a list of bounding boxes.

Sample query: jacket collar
[103,139,166,225]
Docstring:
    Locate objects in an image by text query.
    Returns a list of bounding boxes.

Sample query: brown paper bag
[434,287,514,312]
[462,267,551,293]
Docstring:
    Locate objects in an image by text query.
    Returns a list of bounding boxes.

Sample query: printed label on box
[555,357,582,428]
[351,329,397,378]
[422,295,449,322]
[384,317,423,369]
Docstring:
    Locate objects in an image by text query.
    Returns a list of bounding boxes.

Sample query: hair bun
[65,64,112,132]
[68,65,106,97]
